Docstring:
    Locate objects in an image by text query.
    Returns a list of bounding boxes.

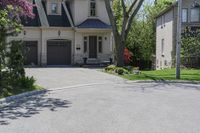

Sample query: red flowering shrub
[124,48,132,64]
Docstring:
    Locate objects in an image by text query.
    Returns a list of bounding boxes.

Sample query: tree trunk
[115,37,125,67]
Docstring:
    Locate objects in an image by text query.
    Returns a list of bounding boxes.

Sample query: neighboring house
[8,0,114,66]
[156,0,200,69]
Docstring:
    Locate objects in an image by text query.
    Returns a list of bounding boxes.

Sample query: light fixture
[58,30,61,36]
[23,30,26,35]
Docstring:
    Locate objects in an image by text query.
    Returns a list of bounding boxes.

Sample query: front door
[89,36,97,58]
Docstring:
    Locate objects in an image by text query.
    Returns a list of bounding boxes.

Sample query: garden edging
[0,89,47,106]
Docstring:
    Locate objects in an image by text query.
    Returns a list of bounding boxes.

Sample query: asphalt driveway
[25,67,123,89]
[0,68,200,133]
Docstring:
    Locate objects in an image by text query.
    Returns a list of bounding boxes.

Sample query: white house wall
[156,9,174,70]
[73,0,110,25]
[7,27,75,65]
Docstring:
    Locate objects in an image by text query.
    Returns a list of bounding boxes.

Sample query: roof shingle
[77,19,111,29]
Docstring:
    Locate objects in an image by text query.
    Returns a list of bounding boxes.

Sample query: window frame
[50,2,59,15]
[83,36,88,53]
[190,7,200,23]
[98,36,103,53]
[182,8,188,23]
[89,0,97,17]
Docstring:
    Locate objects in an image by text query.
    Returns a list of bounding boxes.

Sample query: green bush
[15,76,36,91]
[116,68,124,75]
[105,65,131,75]
[105,65,116,72]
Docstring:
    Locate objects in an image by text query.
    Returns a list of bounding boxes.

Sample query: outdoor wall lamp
[58,30,61,36]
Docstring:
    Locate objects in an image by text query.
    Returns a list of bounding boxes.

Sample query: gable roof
[77,19,111,29]
[21,0,72,27]
[156,1,178,18]
[42,1,71,27]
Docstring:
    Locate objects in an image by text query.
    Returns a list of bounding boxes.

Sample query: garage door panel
[23,41,38,65]
[47,41,71,65]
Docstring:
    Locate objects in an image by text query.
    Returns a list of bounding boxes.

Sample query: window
[98,36,102,53]
[162,15,165,27]
[182,9,188,22]
[191,8,200,22]
[161,39,164,55]
[90,0,96,16]
[51,3,58,14]
[160,15,165,29]
[84,37,88,53]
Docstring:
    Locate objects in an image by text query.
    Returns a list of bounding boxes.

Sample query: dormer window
[90,0,96,17]
[51,3,58,14]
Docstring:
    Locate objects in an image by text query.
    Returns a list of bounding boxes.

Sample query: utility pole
[176,0,182,79]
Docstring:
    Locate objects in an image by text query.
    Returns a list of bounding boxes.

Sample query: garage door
[23,41,38,65]
[47,40,71,65]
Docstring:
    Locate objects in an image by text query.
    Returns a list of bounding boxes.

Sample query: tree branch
[104,0,119,37]
[125,0,144,40]
[121,0,128,39]
[121,0,127,15]
[127,0,138,15]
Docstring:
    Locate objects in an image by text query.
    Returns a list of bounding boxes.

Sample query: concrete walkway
[0,68,200,133]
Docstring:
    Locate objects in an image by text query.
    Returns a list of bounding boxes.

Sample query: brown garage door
[23,41,38,65]
[47,40,71,65]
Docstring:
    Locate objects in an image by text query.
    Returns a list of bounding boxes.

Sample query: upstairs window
[51,3,58,14]
[191,8,200,22]
[90,0,96,17]
[182,9,188,22]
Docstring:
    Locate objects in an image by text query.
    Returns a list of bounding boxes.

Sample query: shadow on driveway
[0,92,71,126]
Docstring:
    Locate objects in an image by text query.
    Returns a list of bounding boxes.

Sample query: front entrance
[89,36,97,58]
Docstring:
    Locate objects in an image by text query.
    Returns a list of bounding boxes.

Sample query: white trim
[35,0,49,27]
[75,28,112,32]
[62,1,74,27]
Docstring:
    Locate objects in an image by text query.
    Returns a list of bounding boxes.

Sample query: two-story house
[156,0,200,69]
[8,0,113,66]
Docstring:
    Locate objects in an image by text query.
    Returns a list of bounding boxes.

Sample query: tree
[0,0,34,96]
[125,0,174,69]
[104,0,144,66]
[181,27,200,68]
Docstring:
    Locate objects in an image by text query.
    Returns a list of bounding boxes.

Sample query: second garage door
[23,41,38,65]
[47,40,71,65]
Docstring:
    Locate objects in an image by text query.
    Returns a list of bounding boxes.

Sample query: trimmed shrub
[116,68,124,75]
[105,65,116,72]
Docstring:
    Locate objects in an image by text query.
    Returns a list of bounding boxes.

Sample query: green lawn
[122,69,200,81]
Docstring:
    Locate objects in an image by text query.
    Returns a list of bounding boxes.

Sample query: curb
[125,80,200,84]
[0,89,47,105]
